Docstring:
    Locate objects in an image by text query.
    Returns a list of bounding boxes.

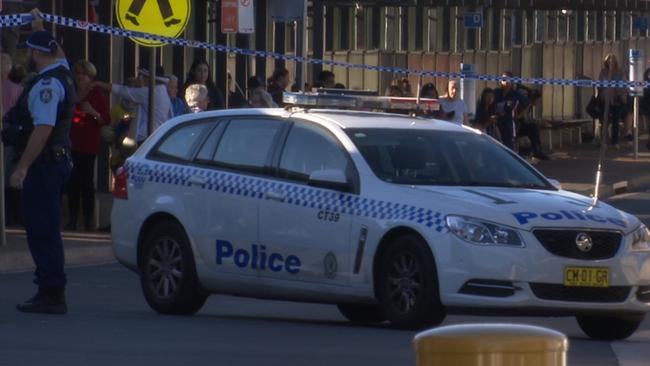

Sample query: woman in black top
[183,59,225,110]
[474,88,500,140]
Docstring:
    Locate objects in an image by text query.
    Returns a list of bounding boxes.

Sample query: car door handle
[264,190,286,202]
[188,175,208,186]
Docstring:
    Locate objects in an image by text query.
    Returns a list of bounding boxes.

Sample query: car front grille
[530,283,630,303]
[532,229,622,260]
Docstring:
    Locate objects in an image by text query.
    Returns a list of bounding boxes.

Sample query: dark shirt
[493,87,529,126]
[267,81,285,107]
[474,103,496,129]
[474,102,500,139]
[207,85,225,110]
[228,90,248,108]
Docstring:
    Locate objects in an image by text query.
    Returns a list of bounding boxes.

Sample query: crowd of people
[1,19,346,231]
[393,73,550,160]
[3,13,649,234]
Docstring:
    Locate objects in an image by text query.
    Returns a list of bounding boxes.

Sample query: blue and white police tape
[1,12,648,90]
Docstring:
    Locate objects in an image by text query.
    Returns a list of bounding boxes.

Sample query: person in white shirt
[439,80,469,126]
[93,66,172,144]
[184,84,210,113]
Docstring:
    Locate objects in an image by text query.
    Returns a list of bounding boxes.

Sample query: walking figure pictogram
[125,0,181,27]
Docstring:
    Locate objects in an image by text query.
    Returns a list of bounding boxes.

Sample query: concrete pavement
[0,229,114,273]
[534,135,650,198]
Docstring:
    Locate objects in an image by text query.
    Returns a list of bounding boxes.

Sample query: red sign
[221,0,238,34]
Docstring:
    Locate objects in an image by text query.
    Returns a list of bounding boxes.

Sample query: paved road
[1,191,649,366]
[0,264,648,366]
[607,191,650,227]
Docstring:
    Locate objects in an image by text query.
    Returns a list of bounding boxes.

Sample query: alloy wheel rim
[387,251,422,314]
[147,237,184,299]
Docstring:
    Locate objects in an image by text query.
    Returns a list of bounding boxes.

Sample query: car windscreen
[346,128,552,189]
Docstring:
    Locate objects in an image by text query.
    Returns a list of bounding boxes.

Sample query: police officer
[494,71,529,150]
[3,11,75,314]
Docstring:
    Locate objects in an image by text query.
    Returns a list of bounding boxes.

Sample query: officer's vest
[2,64,76,155]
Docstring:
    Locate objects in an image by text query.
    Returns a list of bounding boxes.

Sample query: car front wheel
[576,314,645,340]
[376,234,445,330]
[140,221,208,315]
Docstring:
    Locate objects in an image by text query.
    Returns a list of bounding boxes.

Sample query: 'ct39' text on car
[111,93,650,340]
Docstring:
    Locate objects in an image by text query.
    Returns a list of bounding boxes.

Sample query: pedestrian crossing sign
[116,0,191,47]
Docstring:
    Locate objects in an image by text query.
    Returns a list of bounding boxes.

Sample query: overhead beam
[318,0,649,11]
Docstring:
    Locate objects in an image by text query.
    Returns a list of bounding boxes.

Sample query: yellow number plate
[564,267,609,287]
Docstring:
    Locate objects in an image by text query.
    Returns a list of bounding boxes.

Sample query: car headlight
[446,215,524,247]
[630,224,650,252]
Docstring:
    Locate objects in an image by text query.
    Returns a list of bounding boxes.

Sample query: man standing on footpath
[2,9,74,314]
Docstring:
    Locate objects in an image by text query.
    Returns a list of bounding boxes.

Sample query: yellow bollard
[413,323,568,366]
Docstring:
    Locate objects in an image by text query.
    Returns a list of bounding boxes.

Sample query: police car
[111,92,650,340]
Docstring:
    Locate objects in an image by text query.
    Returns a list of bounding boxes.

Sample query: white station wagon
[112,97,650,340]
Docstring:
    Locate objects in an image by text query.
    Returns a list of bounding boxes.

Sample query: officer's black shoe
[164,18,182,27]
[16,290,67,315]
[125,13,140,26]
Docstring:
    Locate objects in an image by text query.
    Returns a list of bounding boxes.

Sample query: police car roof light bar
[283,92,441,114]
[283,92,359,109]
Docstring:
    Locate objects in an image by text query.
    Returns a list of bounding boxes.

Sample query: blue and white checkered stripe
[126,161,447,232]
[1,12,648,90]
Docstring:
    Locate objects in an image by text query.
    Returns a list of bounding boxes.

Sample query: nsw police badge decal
[323,252,338,279]
[40,88,53,103]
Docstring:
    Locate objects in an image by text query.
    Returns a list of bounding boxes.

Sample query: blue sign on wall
[464,12,483,29]
[633,17,648,31]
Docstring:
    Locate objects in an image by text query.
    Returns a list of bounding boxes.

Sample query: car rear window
[151,123,212,162]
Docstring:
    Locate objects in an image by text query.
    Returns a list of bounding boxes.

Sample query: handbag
[586,95,603,119]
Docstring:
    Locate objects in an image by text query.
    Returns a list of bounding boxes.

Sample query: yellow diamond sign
[116,0,191,47]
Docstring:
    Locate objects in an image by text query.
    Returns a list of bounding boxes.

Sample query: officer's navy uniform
[3,31,75,313]
[494,87,529,150]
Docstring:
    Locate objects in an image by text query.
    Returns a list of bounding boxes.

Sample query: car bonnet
[406,186,639,233]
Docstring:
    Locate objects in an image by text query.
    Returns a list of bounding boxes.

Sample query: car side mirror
[548,178,562,190]
[308,170,351,192]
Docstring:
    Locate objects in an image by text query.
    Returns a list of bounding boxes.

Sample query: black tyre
[337,304,386,323]
[376,234,445,329]
[140,221,208,315]
[577,314,645,340]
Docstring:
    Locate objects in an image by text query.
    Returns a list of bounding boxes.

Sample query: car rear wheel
[337,304,386,323]
[376,234,445,330]
[576,314,645,340]
[140,221,208,315]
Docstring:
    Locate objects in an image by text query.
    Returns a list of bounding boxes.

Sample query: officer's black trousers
[22,158,71,290]
[67,151,96,226]
[517,121,544,155]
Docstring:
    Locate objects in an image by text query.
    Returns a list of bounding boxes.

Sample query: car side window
[152,123,211,161]
[195,122,226,162]
[213,119,285,172]
[279,123,349,182]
